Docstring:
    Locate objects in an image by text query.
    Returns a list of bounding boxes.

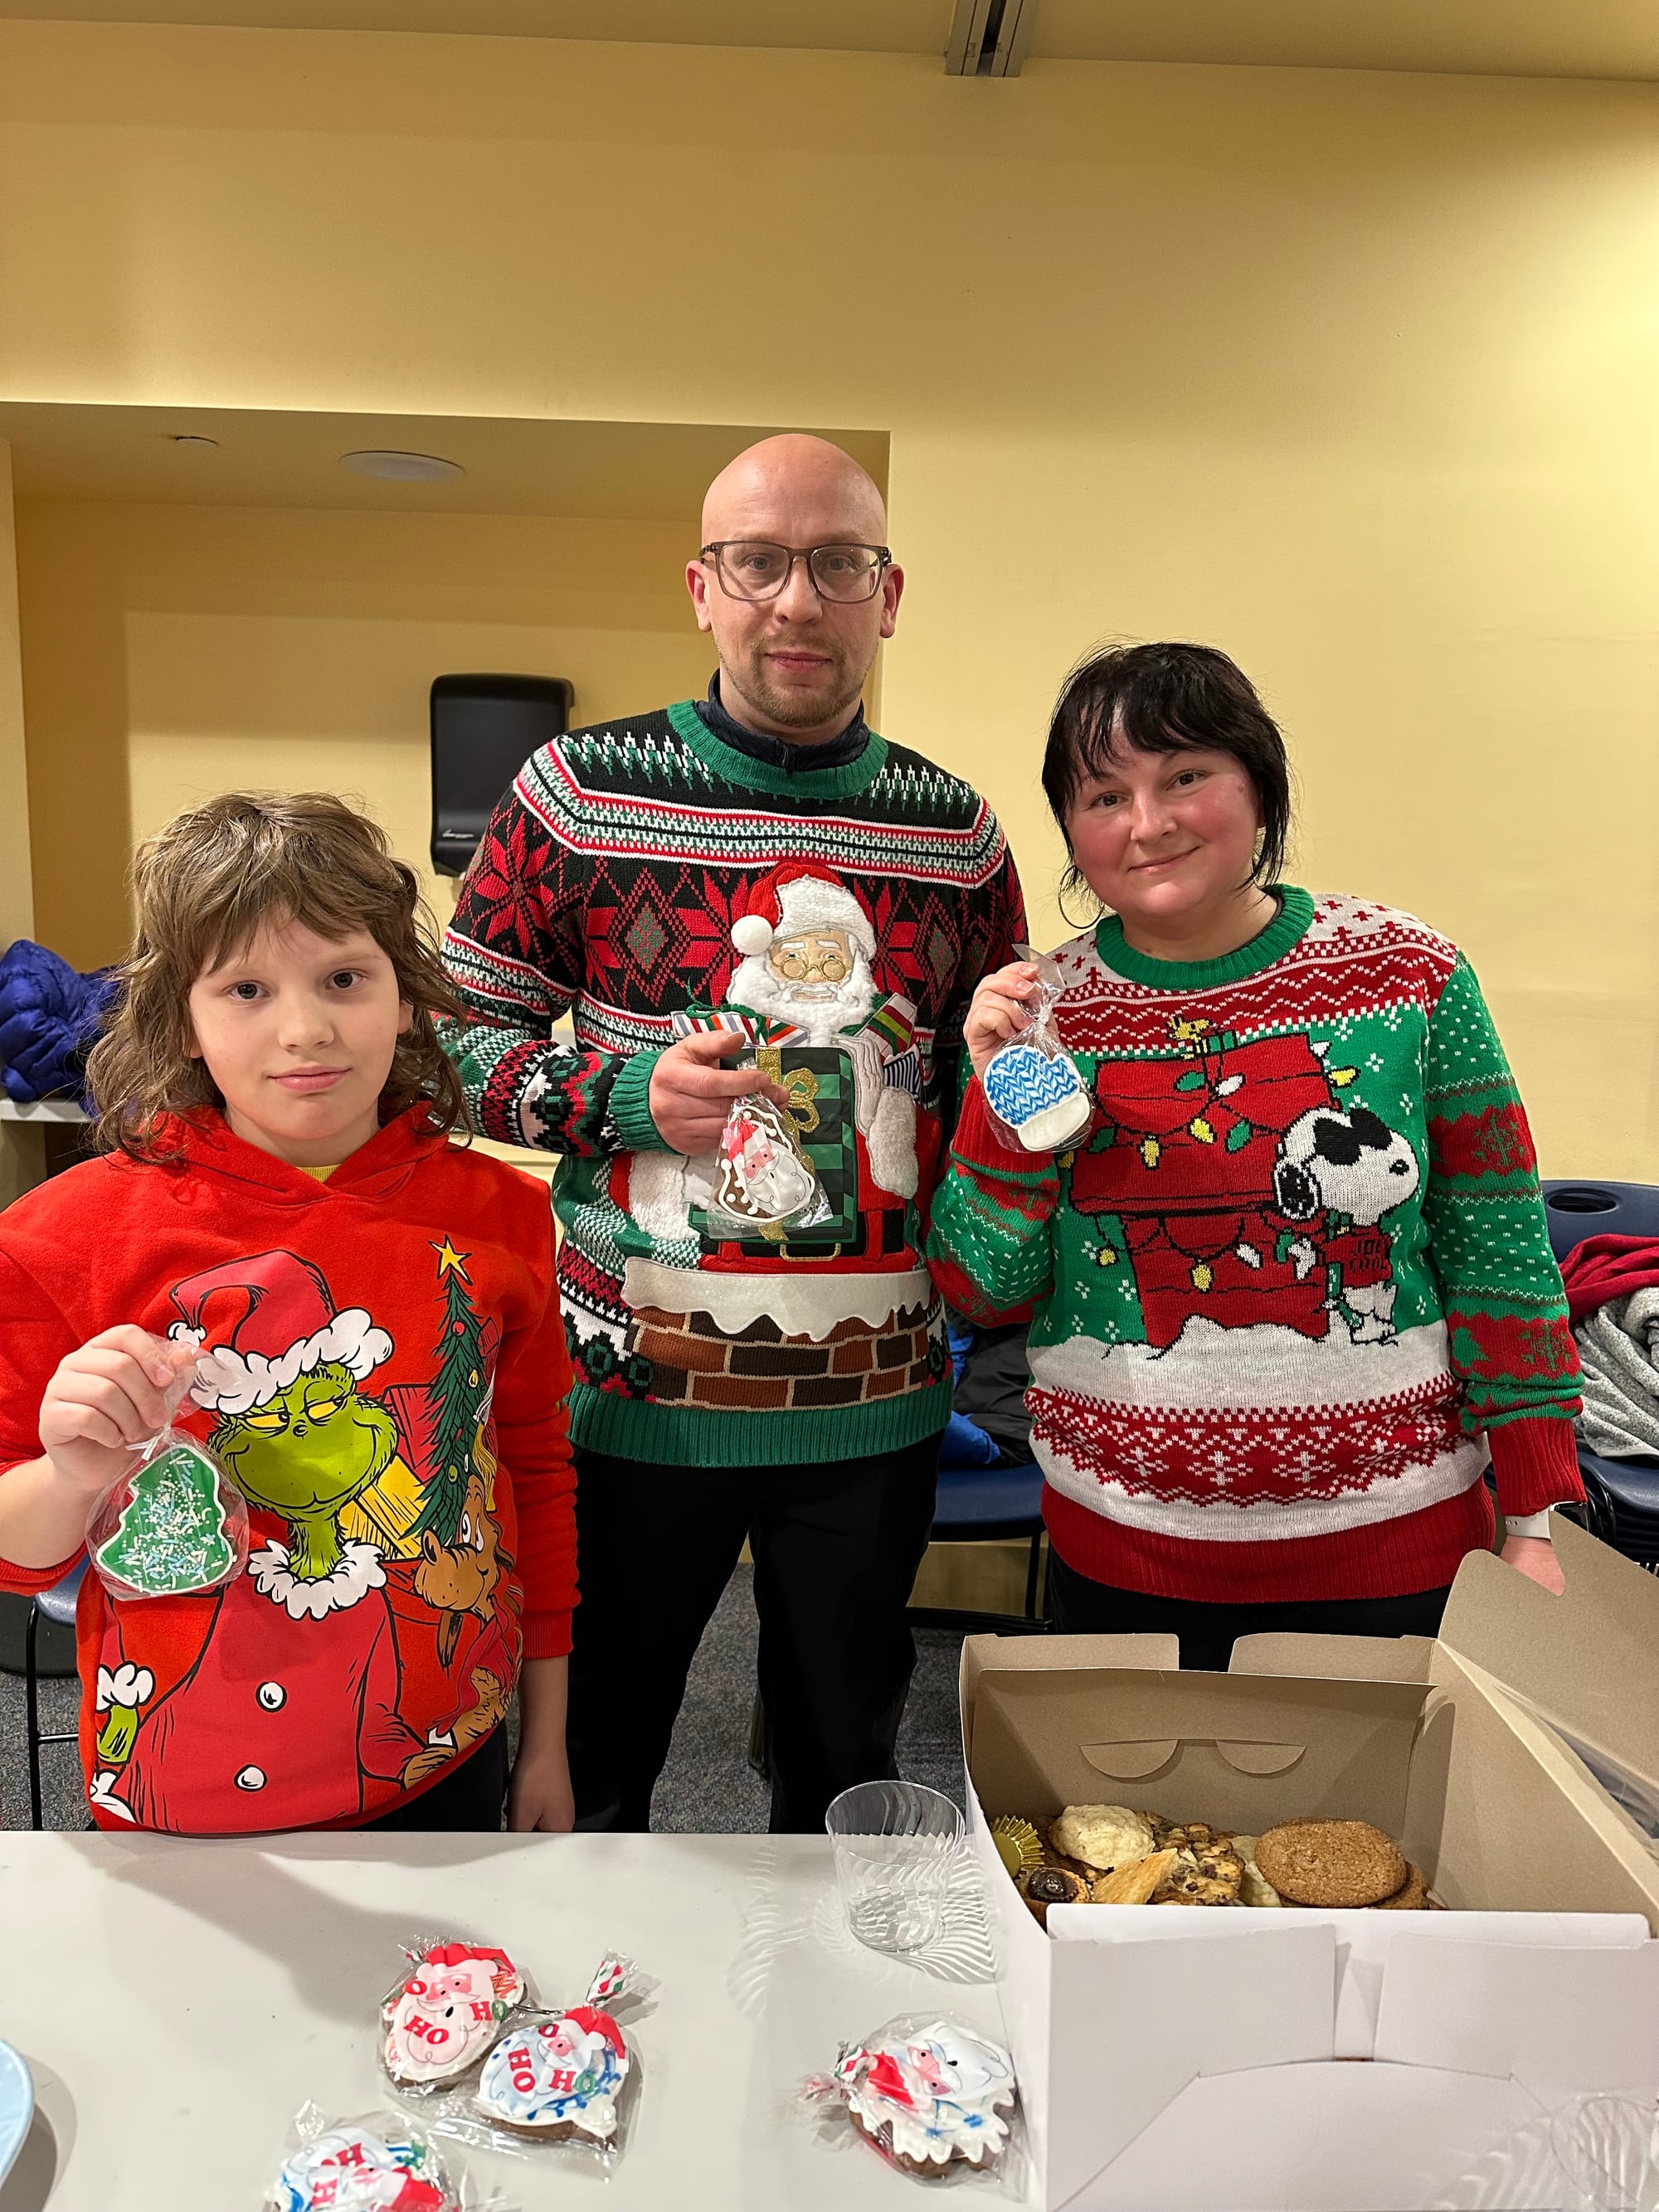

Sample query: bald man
[442,435,1024,1834]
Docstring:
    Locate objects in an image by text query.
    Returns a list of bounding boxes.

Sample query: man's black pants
[567,1437,940,1835]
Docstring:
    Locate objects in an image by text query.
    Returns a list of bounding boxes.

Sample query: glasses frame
[699,540,893,604]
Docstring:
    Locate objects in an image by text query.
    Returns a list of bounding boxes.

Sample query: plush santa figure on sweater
[727,864,919,1202]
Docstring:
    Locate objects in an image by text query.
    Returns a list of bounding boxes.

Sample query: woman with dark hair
[927,642,1582,1666]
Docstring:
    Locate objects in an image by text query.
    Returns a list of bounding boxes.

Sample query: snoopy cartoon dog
[1269,1104,1422,1344]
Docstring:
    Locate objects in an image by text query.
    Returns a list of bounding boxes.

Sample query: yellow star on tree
[431,1236,472,1281]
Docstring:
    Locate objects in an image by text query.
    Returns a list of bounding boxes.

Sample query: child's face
[187,916,411,1166]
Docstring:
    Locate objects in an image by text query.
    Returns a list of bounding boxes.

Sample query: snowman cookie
[272,2122,451,2210]
[383,1942,525,2086]
[837,2020,1017,2176]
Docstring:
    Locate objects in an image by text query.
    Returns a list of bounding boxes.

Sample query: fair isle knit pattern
[927,889,1583,1604]
[441,702,1024,1467]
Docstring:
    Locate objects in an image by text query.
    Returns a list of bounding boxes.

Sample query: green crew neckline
[1095,884,1316,990]
[667,698,889,800]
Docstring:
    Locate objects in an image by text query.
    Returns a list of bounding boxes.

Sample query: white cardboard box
[961,1519,1659,2210]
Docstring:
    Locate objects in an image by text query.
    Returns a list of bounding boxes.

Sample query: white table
[0,1831,1015,2210]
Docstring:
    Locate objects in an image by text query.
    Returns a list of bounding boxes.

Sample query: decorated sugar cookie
[475,1954,635,2142]
[982,1039,1091,1152]
[836,2020,1017,2176]
[273,2123,450,2210]
[711,1096,820,1227]
[384,1942,525,2085]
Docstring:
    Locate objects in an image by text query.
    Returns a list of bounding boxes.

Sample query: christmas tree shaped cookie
[95,1439,239,1598]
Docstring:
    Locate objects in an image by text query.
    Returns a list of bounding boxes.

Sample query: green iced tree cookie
[95,1441,236,1597]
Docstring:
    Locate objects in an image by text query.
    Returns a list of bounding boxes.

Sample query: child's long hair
[87,791,471,1161]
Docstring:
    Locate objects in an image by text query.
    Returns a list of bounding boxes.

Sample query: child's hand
[965,962,1041,1082]
[37,1328,194,1496]
[508,1740,576,1833]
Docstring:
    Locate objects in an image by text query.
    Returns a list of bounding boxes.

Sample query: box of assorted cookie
[961,1518,1659,2211]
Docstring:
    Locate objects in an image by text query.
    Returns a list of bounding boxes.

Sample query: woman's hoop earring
[1057,866,1102,933]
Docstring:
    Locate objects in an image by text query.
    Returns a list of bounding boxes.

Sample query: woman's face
[1065,737,1264,934]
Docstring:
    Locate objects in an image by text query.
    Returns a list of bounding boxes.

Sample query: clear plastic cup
[825,1780,965,1955]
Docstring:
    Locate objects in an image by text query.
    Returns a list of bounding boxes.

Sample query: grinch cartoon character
[87,1252,447,1830]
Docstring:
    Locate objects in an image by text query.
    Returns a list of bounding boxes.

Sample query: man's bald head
[700,435,886,547]
[688,434,902,747]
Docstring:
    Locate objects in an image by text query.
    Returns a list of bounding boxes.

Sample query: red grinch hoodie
[0,1108,576,1833]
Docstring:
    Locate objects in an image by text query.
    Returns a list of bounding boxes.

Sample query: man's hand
[1501,1534,1565,1594]
[647,1029,790,1155]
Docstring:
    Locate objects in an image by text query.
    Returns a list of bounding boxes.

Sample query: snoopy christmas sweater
[0,1110,577,1832]
[927,889,1584,1604]
[440,701,1024,1467]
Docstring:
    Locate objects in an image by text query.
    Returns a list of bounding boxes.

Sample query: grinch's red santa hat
[167,1249,393,1417]
[729,863,876,961]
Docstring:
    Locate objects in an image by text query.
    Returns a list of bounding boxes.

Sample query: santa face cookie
[384,1942,525,2085]
[274,2124,450,2210]
[837,2021,1015,2176]
[476,2007,630,2141]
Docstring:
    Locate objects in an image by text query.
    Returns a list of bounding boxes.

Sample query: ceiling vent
[944,0,1035,77]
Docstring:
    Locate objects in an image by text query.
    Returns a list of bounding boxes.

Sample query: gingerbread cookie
[1373,1860,1431,1910]
[837,2020,1016,2176]
[476,2008,630,2141]
[274,2123,453,2211]
[1048,1804,1155,1874]
[1254,1821,1406,1909]
[384,1942,525,2085]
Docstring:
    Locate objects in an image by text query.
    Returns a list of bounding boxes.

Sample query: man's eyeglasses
[699,541,893,605]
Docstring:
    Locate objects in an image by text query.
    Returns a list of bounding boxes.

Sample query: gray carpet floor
[0,1566,968,1831]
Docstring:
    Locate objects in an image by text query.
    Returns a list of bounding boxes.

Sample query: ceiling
[0,401,891,521]
[1,0,1656,80]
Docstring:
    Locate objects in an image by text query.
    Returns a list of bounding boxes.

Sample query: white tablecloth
[0,1830,1014,2209]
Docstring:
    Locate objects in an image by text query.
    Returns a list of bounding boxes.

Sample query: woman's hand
[1501,1534,1565,1595]
[37,1328,193,1496]
[965,963,1042,1082]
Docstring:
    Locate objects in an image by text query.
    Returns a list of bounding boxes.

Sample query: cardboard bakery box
[961,1518,1659,2212]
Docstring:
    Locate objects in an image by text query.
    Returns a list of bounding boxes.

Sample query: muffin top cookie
[1048,1805,1155,1873]
[1254,1820,1406,1908]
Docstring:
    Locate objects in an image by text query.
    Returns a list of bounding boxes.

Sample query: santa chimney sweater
[440,700,1025,1469]
[0,1108,577,1833]
[926,889,1584,1605]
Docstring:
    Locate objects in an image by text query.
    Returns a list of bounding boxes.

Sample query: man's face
[687,444,903,741]
[768,928,854,1002]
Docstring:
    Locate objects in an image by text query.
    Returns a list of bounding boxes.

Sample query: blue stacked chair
[1541,1180,1659,1571]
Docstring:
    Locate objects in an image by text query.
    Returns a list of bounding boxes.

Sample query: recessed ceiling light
[172,434,219,450]
[339,449,465,483]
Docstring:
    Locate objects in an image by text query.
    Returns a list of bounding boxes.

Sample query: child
[0,791,577,1832]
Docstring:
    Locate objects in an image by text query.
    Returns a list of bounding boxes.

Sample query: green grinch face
[213,1360,396,1521]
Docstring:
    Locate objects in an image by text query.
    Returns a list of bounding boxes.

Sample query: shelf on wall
[0,1098,88,1123]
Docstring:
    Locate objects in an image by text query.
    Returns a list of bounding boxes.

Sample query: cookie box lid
[961,1640,1428,1838]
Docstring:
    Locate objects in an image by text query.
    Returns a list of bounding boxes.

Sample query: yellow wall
[2,24,1655,1171]
[16,500,715,962]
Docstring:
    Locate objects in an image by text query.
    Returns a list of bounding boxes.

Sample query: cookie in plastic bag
[383,1942,528,2089]
[270,2106,479,2210]
[85,1342,248,1601]
[815,2015,1019,2183]
[981,946,1090,1154]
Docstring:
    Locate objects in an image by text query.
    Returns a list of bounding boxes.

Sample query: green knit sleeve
[1419,955,1581,1490]
[926,1082,1059,1323]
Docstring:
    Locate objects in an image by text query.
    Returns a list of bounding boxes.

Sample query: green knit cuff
[609,1048,673,1153]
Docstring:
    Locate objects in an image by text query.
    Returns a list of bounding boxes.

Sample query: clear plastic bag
[801,2013,1024,2189]
[85,1344,249,1601]
[430,1953,652,2168]
[381,1941,530,2093]
[704,1090,833,1233]
[980,944,1091,1154]
[268,2103,506,2210]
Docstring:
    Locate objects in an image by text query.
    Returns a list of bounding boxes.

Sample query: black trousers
[567,1438,940,1835]
[360,1726,508,1833]
[1046,1551,1453,1674]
